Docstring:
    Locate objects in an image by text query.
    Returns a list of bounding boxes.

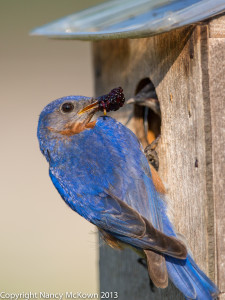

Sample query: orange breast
[150,165,166,194]
[48,120,97,136]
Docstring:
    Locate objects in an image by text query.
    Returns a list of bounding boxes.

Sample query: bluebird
[37,92,219,300]
[127,80,161,117]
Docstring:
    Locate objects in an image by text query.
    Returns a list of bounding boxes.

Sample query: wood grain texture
[92,18,223,298]
[208,35,225,299]
[209,13,225,38]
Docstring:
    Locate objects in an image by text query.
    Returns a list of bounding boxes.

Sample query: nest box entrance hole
[133,77,161,148]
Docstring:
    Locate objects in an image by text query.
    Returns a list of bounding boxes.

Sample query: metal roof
[31,0,225,40]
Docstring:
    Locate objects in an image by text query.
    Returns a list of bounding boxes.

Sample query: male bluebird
[37,93,219,300]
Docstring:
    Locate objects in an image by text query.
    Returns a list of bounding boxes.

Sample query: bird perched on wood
[37,90,219,300]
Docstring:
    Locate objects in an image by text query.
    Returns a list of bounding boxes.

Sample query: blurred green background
[0,0,106,296]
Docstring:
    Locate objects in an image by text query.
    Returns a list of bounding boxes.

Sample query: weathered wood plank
[208,36,225,300]
[93,22,219,298]
[209,13,225,38]
[199,25,216,281]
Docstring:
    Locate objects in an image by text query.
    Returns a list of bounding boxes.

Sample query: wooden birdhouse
[32,1,225,298]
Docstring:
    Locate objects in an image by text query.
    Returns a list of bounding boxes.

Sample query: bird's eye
[61,102,74,113]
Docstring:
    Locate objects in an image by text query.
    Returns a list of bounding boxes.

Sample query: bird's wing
[91,118,186,257]
[92,190,187,259]
[95,120,167,232]
[50,167,186,259]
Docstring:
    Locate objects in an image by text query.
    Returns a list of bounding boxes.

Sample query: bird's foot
[144,135,160,171]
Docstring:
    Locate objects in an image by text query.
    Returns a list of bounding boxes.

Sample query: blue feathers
[38,97,219,299]
[166,254,219,299]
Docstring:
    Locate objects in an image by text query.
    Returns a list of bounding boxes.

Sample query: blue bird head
[37,95,99,160]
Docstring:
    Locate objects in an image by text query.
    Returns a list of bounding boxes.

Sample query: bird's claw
[144,135,161,171]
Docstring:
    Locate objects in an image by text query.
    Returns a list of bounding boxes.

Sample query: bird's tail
[165,253,220,299]
[153,193,220,299]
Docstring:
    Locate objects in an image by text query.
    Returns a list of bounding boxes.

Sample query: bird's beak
[78,100,99,115]
[126,98,135,104]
